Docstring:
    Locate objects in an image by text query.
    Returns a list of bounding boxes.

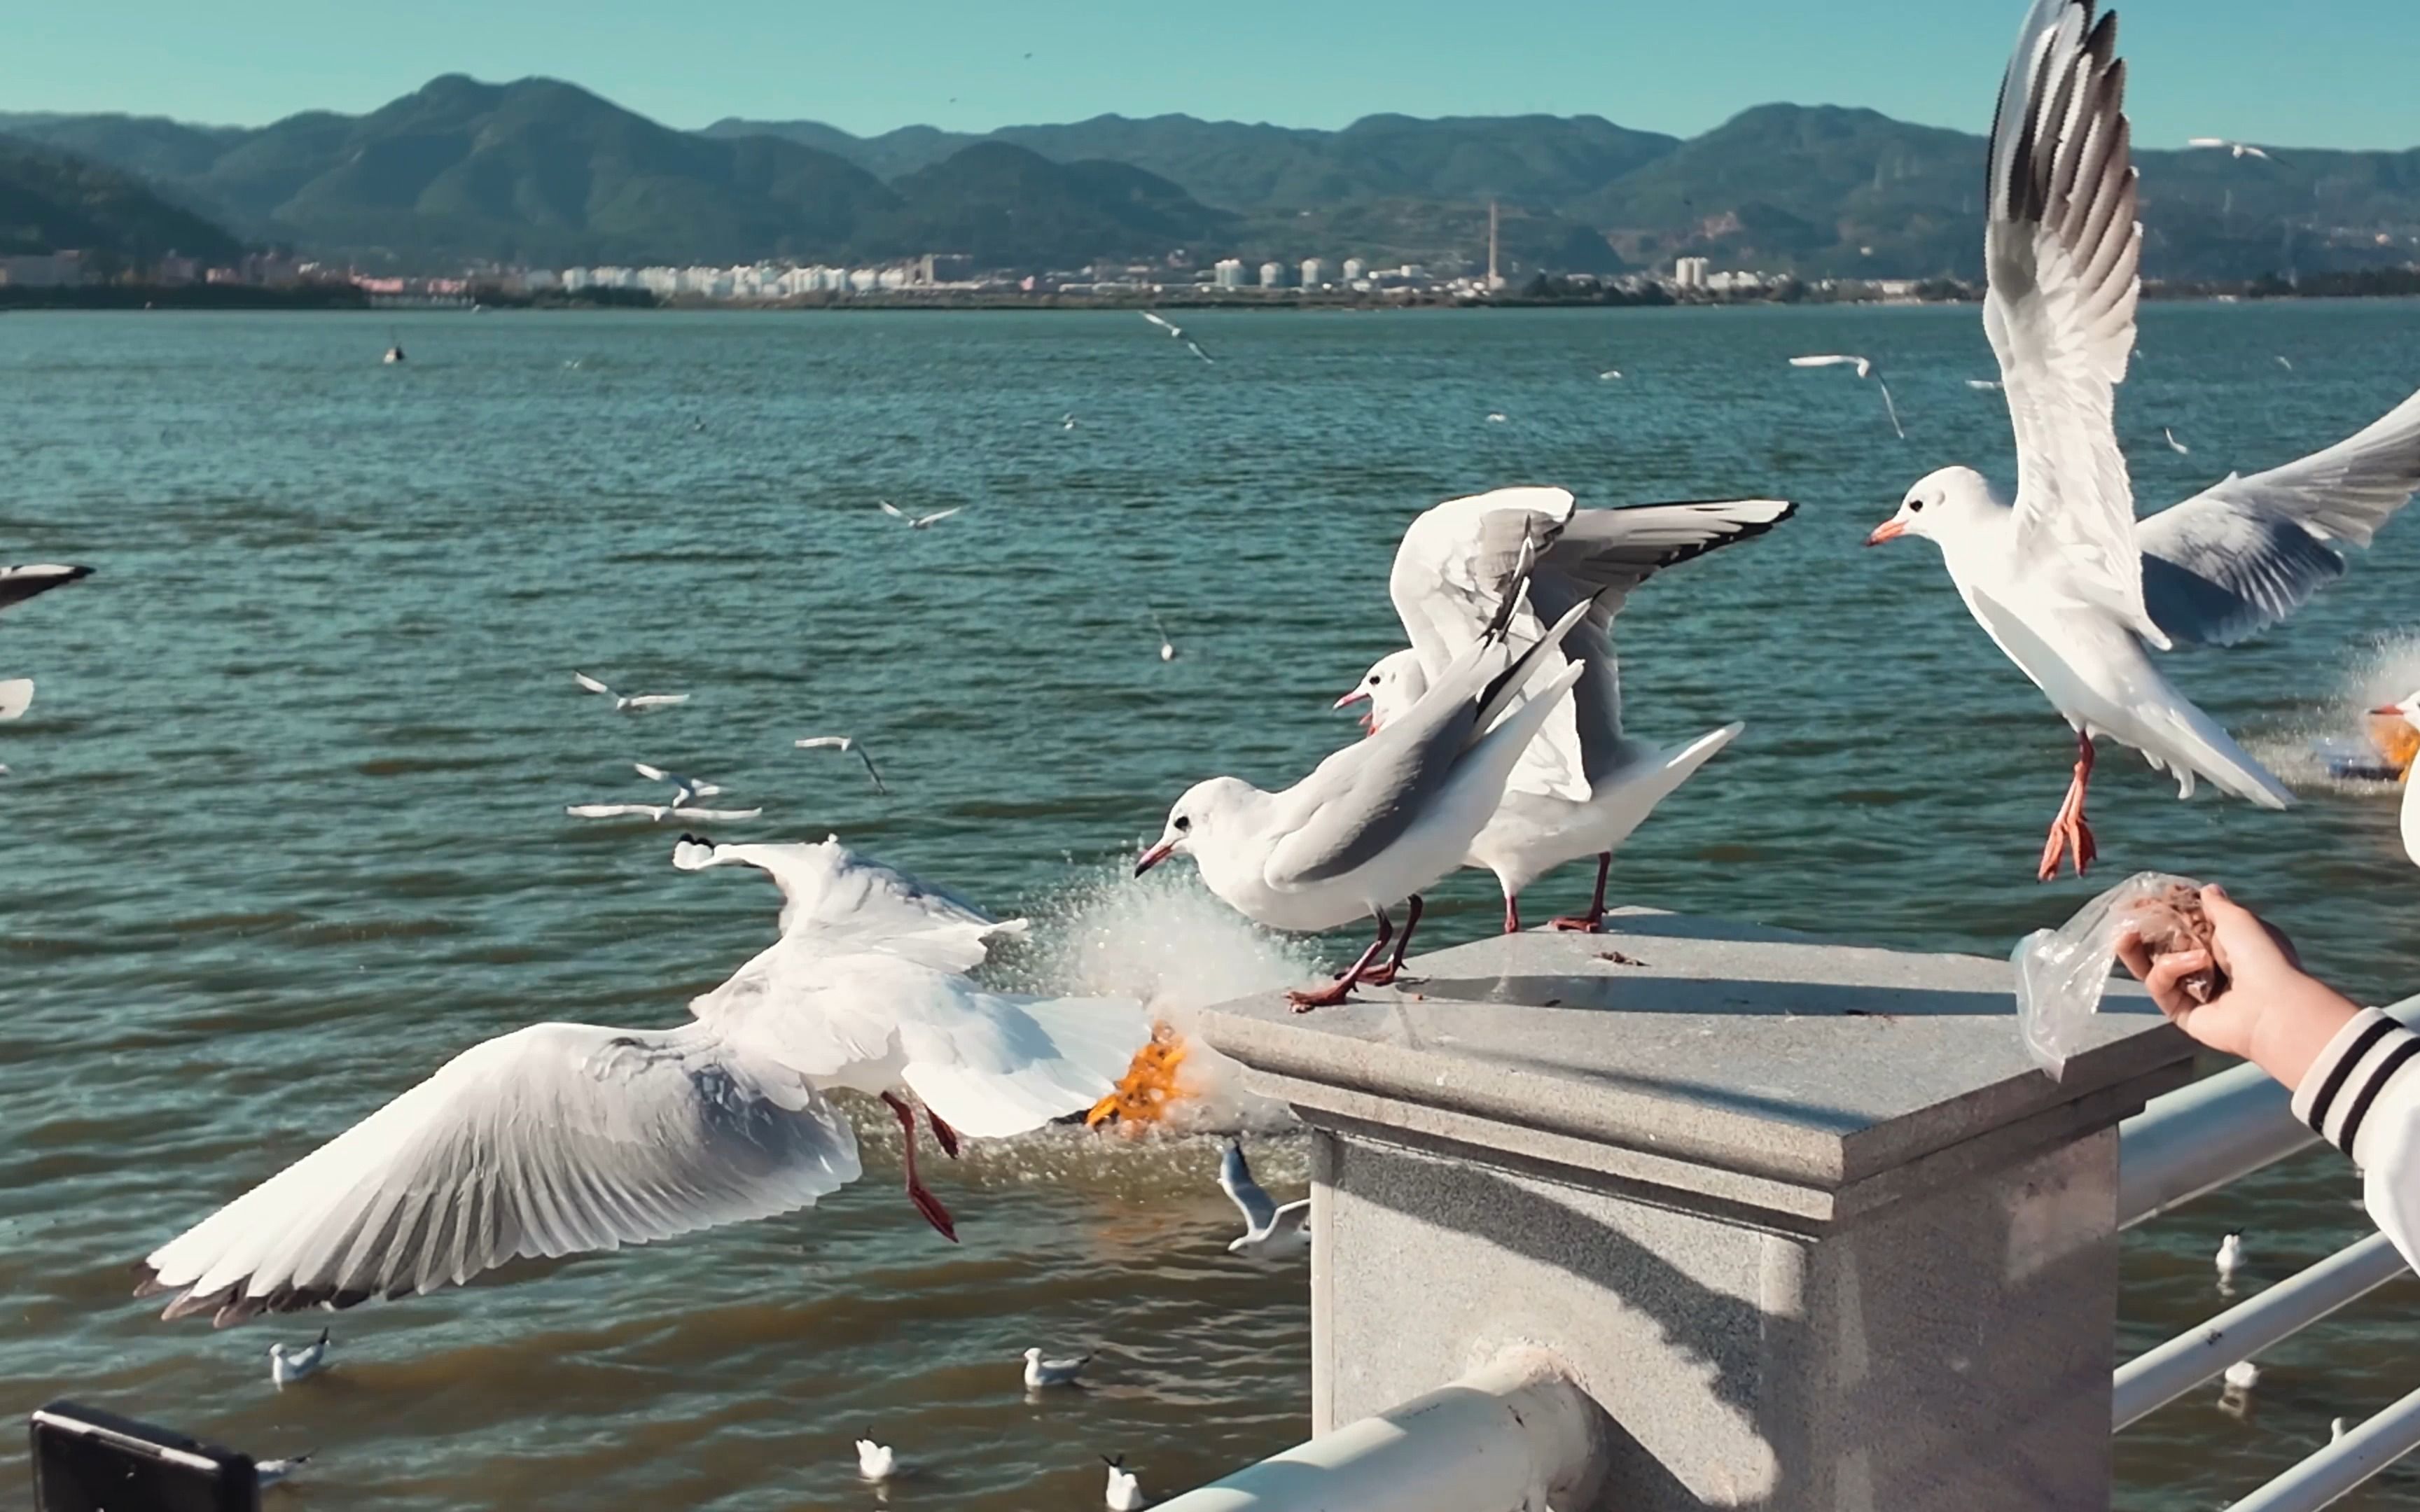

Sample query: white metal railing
[2112,994,2420,1509]
[1153,1351,1604,1512]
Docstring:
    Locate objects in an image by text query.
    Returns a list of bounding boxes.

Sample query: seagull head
[1335,650,1428,736]
[1022,1347,1043,1363]
[1134,778,1253,875]
[1870,466,1995,547]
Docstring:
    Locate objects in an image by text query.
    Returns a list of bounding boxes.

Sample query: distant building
[1342,257,1368,284]
[1674,256,1710,290]
[1259,260,1287,288]
[0,251,83,288]
[1300,257,1329,288]
[1214,258,1249,289]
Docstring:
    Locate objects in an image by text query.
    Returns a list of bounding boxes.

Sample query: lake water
[3,303,2418,1509]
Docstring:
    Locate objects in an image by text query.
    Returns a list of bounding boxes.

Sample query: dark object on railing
[28,1401,257,1512]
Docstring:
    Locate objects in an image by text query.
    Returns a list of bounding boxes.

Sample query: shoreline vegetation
[4,266,2416,314]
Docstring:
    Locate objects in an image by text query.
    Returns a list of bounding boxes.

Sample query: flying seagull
[877,500,964,530]
[133,836,1146,1321]
[797,735,888,794]
[2164,427,2191,454]
[1867,0,2420,879]
[1788,354,1905,439]
[1141,310,1214,363]
[572,672,688,711]
[564,802,763,822]
[1217,1138,1309,1257]
[2188,136,2283,163]
[0,563,93,618]
[633,761,724,807]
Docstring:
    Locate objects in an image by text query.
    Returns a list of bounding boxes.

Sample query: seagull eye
[1908,498,1926,512]
[1174,816,1192,833]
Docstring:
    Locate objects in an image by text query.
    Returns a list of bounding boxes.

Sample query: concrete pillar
[1197,911,2195,1512]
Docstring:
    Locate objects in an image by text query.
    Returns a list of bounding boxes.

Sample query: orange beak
[2373,704,2405,716]
[1134,839,1176,876]
[1866,518,1907,546]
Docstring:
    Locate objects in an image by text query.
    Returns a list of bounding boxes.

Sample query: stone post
[1197,911,2193,1511]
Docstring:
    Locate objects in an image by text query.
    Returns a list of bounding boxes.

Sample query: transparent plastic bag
[2011,872,2220,1079]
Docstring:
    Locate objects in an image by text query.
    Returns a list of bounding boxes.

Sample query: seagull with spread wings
[797,735,888,794]
[877,500,964,531]
[1788,354,1905,439]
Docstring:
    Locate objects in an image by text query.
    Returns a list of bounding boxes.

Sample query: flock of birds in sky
[6,0,2420,1501]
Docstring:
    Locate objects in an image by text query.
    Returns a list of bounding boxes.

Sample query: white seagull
[1341,488,1793,932]
[1866,0,2420,879]
[1788,354,1905,440]
[1141,310,1214,363]
[1024,1348,1091,1389]
[796,735,888,794]
[1148,610,1177,662]
[1,562,93,617]
[2372,692,2420,867]
[1599,369,1623,381]
[268,1329,331,1387]
[633,761,725,807]
[2187,136,2281,162]
[2164,426,2191,454]
[855,1434,896,1482]
[256,1452,313,1488]
[0,678,32,722]
[572,671,688,711]
[565,802,764,822]
[2225,1359,2261,1392]
[134,836,1147,1321]
[1136,583,1592,1009]
[1218,1138,1309,1257]
[2216,1229,2244,1279]
[877,501,964,530]
[1103,1455,1146,1511]
[1968,379,2005,391]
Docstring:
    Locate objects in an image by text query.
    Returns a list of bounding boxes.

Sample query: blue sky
[9,0,2414,149]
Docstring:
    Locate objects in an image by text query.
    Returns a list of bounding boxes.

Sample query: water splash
[2246,631,2420,795]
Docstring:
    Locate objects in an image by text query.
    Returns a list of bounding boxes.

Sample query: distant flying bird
[2164,427,2191,454]
[2188,136,2283,163]
[632,762,723,807]
[1789,354,1905,439]
[572,672,688,711]
[1485,412,1509,424]
[1217,1138,1309,1257]
[269,1329,331,1388]
[1148,609,1176,662]
[1598,368,1623,380]
[1103,1455,1145,1511]
[1062,412,1079,430]
[855,1436,895,1482]
[1023,1348,1090,1389]
[256,1453,313,1488]
[2277,355,2297,372]
[877,500,963,530]
[1140,310,1215,363]
[0,563,93,618]
[796,735,888,794]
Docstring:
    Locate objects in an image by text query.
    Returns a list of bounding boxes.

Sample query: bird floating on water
[2224,1359,2261,1392]
[1598,369,1622,381]
[572,671,688,711]
[2216,1230,2244,1279]
[1218,1138,1309,1257]
[1024,1348,1091,1389]
[1485,412,1509,424]
[1788,354,1904,439]
[1103,1455,1145,1511]
[269,1329,331,1387]
[257,1452,312,1488]
[796,734,888,794]
[877,500,963,530]
[856,1434,895,1482]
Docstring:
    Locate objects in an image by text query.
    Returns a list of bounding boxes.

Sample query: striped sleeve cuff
[2291,1008,2420,1167]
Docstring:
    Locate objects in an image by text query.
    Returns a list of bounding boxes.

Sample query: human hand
[2115,884,2360,1091]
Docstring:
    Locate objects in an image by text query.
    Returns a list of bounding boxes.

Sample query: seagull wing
[572,672,613,697]
[1140,311,1175,332]
[854,745,889,794]
[1984,0,2157,644]
[1269,1199,1310,1240]
[2139,386,2420,646]
[623,694,688,708]
[565,803,666,818]
[1874,376,1905,440]
[877,500,908,520]
[0,563,93,617]
[667,806,761,821]
[1387,487,1576,676]
[1787,354,1854,370]
[1185,340,1214,363]
[672,835,1018,969]
[136,1021,860,1324]
[0,678,31,722]
[1218,1142,1278,1232]
[915,507,963,526]
[634,762,670,783]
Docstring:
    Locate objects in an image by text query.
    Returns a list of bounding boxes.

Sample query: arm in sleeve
[2291,1007,2420,1273]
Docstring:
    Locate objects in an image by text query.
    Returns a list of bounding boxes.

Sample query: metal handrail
[2113,1233,2408,1429]
[2226,1380,2420,1511]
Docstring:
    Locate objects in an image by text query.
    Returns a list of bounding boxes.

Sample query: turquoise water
[3,304,2418,1508]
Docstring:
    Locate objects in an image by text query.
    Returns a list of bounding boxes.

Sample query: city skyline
[7,0,2419,153]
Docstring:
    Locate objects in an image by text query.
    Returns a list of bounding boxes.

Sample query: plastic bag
[2011,872,2220,1079]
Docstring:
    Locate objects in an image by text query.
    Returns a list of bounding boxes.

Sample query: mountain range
[4,75,2416,280]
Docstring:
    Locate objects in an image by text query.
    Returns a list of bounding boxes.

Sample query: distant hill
[11,80,2419,279]
[0,134,244,262]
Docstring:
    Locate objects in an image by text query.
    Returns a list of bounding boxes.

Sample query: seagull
[2188,136,2281,162]
[1866,0,2420,879]
[1148,610,1177,662]
[1024,1348,1090,1389]
[1218,1138,1309,1257]
[633,761,724,807]
[2372,693,2420,866]
[2225,1359,2261,1392]
[0,678,31,722]
[565,802,763,822]
[134,837,1148,1319]
[1485,412,1509,424]
[2332,1417,2349,1441]
[1340,489,1794,932]
[2276,355,2297,372]
[796,735,888,794]
[1139,580,1591,1008]
[1063,413,1080,430]
[855,1434,895,1482]
[1141,311,1215,363]
[2164,427,2191,454]
[1598,369,1623,381]
[1103,1455,1145,1511]
[2216,1230,2244,1279]
[1968,379,2005,391]
[877,500,963,530]
[572,672,688,711]
[1788,354,1905,440]
[256,1452,312,1488]
[0,563,93,617]
[268,1329,330,1387]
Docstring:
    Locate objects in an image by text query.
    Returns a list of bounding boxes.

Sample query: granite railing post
[1197,911,2195,1511]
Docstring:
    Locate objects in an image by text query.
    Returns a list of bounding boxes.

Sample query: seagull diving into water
[1138,576,1592,1008]
[132,837,1148,1322]
[572,671,688,711]
[268,1329,331,1387]
[1788,354,1905,439]
[1865,0,2420,880]
[1218,1138,1309,1257]
[877,501,963,530]
[1342,488,1793,932]
[1140,309,1214,363]
[796,735,888,794]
